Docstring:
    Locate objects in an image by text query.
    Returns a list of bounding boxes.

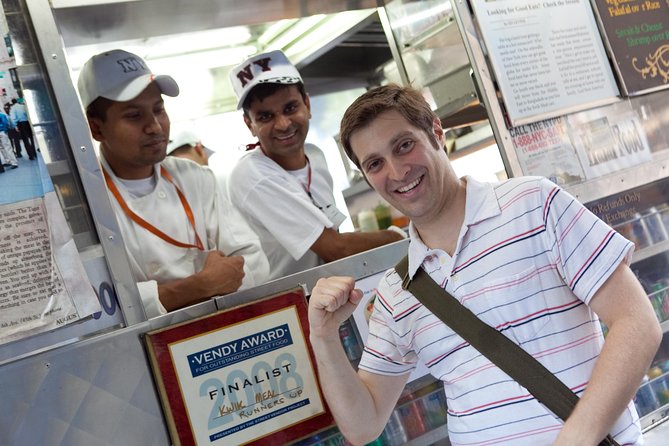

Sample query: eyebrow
[359,130,413,167]
[119,98,164,111]
[253,99,300,115]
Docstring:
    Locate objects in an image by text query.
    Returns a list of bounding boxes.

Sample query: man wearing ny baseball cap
[78,49,268,318]
[227,50,404,281]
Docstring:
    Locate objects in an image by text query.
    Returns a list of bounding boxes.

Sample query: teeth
[397,177,421,193]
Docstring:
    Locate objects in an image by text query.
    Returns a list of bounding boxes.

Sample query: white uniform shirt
[359,176,642,445]
[227,144,346,280]
[102,155,269,318]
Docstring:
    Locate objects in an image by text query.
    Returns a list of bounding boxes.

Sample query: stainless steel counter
[0,239,410,446]
[644,418,669,445]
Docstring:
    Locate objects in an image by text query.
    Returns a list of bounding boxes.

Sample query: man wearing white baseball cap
[166,129,215,166]
[227,50,404,281]
[78,49,268,318]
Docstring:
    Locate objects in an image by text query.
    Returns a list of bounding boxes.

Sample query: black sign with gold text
[592,0,669,95]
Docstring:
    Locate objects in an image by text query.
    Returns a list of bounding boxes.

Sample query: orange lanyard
[103,166,204,251]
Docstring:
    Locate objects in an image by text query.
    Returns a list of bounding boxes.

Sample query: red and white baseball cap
[229,50,302,110]
[77,49,179,109]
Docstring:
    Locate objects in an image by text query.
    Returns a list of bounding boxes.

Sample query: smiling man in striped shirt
[307,84,661,446]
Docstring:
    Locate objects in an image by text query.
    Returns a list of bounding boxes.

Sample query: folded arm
[158,251,245,312]
[311,228,405,263]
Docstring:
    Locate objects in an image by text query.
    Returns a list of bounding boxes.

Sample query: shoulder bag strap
[395,256,619,446]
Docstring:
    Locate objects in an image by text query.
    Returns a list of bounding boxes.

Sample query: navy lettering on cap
[117,57,146,73]
[235,56,273,87]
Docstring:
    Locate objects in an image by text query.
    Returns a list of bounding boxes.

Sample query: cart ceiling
[53,0,392,113]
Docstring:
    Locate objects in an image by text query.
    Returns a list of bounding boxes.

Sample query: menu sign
[585,178,669,227]
[510,117,586,186]
[567,102,652,179]
[471,0,619,126]
[591,0,669,95]
[145,288,333,446]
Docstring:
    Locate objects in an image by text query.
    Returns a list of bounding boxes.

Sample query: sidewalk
[0,151,53,205]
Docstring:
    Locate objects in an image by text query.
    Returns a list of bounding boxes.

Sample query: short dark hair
[340,84,439,169]
[86,96,115,121]
[168,144,194,157]
[242,82,307,116]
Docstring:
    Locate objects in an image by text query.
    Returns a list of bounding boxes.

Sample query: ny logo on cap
[117,57,147,73]
[235,57,272,87]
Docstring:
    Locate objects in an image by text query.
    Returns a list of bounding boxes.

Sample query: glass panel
[5,11,35,65]
[381,0,483,125]
[3,5,97,248]
[0,0,20,14]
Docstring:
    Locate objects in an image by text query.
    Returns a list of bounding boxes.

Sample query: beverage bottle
[358,209,379,232]
[634,375,660,416]
[338,319,362,362]
[381,409,408,446]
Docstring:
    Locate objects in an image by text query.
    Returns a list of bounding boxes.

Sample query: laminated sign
[471,0,619,126]
[145,287,333,446]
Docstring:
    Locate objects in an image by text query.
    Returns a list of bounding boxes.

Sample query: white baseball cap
[167,129,214,157]
[77,49,179,109]
[229,50,302,110]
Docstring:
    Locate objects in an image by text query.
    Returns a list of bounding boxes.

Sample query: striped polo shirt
[358,176,642,445]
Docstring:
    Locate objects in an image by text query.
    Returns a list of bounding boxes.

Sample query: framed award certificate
[145,287,333,445]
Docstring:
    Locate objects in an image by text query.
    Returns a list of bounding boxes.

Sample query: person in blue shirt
[9,97,36,160]
[0,110,17,170]
[3,103,21,158]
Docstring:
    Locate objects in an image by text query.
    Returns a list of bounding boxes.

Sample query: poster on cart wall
[145,288,333,446]
[591,0,669,96]
[509,116,587,186]
[567,101,652,179]
[471,0,620,127]
[0,13,99,345]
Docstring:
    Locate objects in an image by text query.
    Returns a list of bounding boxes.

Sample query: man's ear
[193,144,208,165]
[432,117,445,149]
[304,93,312,119]
[432,117,444,141]
[87,116,105,142]
[194,144,206,158]
[243,114,256,137]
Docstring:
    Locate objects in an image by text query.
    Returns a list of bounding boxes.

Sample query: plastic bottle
[631,213,651,249]
[419,386,447,429]
[357,209,379,232]
[397,396,428,439]
[634,375,660,416]
[649,283,666,321]
[381,409,408,446]
[648,366,669,406]
[374,203,392,229]
[643,207,669,244]
[338,319,362,362]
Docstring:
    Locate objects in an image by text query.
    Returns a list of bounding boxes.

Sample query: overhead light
[263,14,327,54]
[65,26,255,74]
[284,9,375,62]
[144,27,253,60]
[148,45,258,72]
[257,19,299,48]
[51,0,142,7]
